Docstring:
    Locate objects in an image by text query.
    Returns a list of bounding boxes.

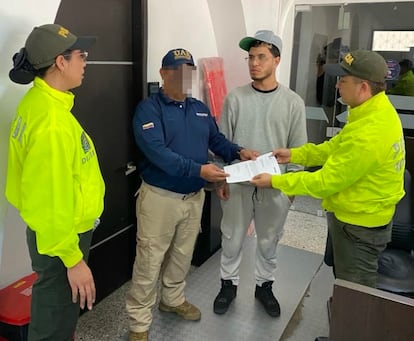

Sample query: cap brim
[323,63,349,77]
[175,59,195,66]
[181,60,195,66]
[70,36,97,51]
[239,37,255,51]
[163,60,195,68]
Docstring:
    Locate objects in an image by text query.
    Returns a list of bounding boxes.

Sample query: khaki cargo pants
[126,182,205,332]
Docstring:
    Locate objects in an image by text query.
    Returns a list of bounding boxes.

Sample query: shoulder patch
[81,131,91,153]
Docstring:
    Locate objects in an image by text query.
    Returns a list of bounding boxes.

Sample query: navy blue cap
[162,48,195,68]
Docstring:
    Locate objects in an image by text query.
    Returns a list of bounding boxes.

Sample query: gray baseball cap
[239,30,283,54]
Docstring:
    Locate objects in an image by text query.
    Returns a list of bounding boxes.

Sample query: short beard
[251,75,265,82]
[250,70,273,82]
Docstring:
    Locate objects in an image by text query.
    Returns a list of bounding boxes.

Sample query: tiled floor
[75,196,332,341]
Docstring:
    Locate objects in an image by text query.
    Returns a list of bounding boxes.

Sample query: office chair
[377,169,414,298]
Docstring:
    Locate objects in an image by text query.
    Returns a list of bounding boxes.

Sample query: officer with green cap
[6,24,105,340]
[251,49,405,289]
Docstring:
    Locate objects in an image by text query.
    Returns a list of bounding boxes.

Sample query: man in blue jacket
[126,48,257,341]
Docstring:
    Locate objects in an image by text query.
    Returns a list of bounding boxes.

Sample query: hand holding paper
[224,152,280,183]
[250,173,273,188]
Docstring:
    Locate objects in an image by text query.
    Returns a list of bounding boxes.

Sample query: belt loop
[182,191,198,200]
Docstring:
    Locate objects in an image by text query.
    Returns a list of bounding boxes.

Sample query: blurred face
[399,65,409,75]
[246,45,279,82]
[336,75,366,108]
[59,49,88,89]
[162,63,196,95]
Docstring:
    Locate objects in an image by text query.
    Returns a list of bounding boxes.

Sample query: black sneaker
[255,281,280,317]
[213,279,237,314]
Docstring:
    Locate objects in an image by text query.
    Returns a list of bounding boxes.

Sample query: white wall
[147,0,218,86]
[207,0,249,91]
[0,1,61,288]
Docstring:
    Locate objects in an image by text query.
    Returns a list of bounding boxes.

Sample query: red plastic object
[0,273,37,326]
[201,57,227,122]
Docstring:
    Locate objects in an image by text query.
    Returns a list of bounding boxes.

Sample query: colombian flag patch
[142,122,154,130]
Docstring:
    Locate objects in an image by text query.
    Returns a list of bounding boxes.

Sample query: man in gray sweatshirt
[213,30,307,317]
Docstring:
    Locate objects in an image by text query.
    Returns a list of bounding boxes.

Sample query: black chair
[377,169,414,298]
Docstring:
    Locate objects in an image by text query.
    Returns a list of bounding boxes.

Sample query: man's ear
[54,55,66,71]
[159,68,167,78]
[361,80,371,92]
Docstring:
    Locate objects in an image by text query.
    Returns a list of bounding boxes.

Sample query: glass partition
[290,2,414,144]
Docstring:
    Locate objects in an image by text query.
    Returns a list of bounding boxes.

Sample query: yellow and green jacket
[5,77,105,267]
[387,70,414,96]
[272,92,405,227]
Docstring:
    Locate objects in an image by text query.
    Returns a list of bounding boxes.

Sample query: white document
[224,152,281,183]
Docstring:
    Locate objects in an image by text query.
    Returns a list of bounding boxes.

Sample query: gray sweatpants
[219,184,291,286]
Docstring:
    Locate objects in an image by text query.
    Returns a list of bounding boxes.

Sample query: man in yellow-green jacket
[387,59,414,97]
[251,50,405,288]
[5,24,105,340]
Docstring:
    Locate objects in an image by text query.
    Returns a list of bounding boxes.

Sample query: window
[372,31,414,52]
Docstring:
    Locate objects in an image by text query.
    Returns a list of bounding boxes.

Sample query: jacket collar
[33,77,75,111]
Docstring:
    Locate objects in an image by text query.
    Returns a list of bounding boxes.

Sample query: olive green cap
[25,24,96,69]
[324,49,388,83]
